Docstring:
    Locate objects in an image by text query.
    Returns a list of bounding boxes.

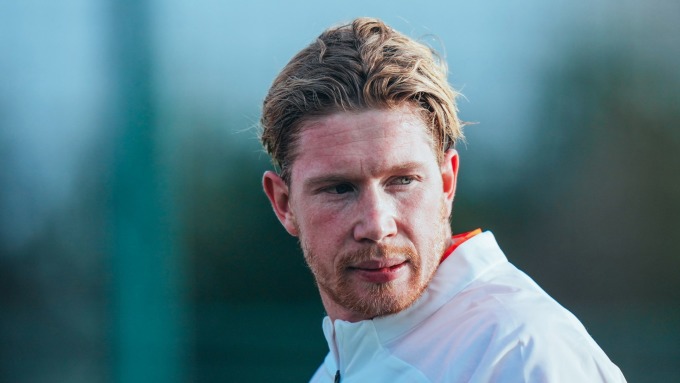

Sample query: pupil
[336,184,351,194]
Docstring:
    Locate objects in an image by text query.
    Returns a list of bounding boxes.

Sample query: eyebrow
[302,161,427,191]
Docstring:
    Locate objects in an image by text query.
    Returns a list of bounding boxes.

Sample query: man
[260,17,626,382]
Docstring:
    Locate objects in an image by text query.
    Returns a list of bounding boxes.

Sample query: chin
[348,280,426,319]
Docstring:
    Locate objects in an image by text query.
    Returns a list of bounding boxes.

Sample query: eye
[328,183,355,194]
[391,176,414,185]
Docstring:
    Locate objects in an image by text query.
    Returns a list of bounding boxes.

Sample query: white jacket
[310,231,626,382]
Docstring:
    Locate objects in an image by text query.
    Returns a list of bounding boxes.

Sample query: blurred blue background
[1,1,679,382]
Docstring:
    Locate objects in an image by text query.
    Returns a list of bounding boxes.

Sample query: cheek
[400,190,446,236]
[303,195,353,224]
[297,206,345,246]
[301,206,331,229]
[400,188,438,219]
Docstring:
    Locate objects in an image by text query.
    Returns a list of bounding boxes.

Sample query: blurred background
[1,0,678,382]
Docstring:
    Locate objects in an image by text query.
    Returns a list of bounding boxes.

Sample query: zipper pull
[334,370,341,383]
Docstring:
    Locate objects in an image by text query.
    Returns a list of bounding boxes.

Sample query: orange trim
[440,229,482,264]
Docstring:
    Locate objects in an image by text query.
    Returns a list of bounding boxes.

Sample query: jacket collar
[322,231,508,360]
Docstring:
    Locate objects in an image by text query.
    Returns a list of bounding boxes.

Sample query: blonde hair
[260,17,464,182]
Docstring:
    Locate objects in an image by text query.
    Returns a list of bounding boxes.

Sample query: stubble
[300,202,451,319]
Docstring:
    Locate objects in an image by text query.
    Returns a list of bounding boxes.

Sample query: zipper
[331,322,342,382]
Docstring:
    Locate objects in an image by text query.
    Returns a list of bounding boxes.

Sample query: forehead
[290,107,437,181]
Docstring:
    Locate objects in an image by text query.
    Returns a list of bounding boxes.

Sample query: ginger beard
[299,202,451,319]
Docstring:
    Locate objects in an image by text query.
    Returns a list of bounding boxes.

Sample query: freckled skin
[263,106,459,322]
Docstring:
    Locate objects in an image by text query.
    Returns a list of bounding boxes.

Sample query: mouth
[348,260,409,283]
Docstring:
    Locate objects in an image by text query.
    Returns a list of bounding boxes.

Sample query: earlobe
[441,149,459,206]
[262,171,299,236]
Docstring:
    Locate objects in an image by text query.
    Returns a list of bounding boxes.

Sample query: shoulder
[392,262,626,382]
[309,352,334,383]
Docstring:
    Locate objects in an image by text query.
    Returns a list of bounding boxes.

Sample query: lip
[349,260,409,283]
[352,258,406,269]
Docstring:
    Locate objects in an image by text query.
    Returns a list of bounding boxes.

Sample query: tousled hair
[260,17,464,182]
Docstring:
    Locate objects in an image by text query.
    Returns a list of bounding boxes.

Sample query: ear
[440,149,459,216]
[262,171,299,236]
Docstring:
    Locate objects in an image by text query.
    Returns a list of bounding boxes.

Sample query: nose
[352,186,397,243]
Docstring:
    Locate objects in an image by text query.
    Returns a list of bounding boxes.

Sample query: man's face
[263,106,458,322]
